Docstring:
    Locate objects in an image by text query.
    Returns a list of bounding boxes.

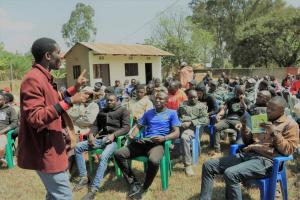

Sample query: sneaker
[171,156,183,166]
[81,187,97,200]
[185,165,195,176]
[0,158,7,168]
[132,188,147,200]
[128,182,141,197]
[294,180,300,187]
[73,176,89,192]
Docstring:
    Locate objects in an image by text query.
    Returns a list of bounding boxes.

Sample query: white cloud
[0,8,35,31]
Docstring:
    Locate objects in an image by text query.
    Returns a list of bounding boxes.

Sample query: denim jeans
[199,152,273,200]
[74,139,117,190]
[36,170,72,200]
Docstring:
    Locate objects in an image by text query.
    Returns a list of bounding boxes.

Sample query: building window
[125,63,138,76]
[73,65,81,79]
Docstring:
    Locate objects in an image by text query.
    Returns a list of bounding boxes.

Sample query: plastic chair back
[230,144,292,200]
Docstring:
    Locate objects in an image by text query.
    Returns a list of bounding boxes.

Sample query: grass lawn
[0,135,300,200]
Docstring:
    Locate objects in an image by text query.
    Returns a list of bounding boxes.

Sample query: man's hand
[243,144,264,152]
[71,91,91,104]
[107,134,115,142]
[260,122,275,135]
[151,136,166,144]
[239,95,245,102]
[88,134,96,146]
[235,123,242,130]
[182,121,192,129]
[216,114,222,121]
[75,69,88,90]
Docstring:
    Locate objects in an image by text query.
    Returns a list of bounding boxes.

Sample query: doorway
[145,63,152,84]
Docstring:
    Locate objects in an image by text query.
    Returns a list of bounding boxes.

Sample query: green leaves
[62,3,97,47]
[0,43,32,80]
[233,7,300,68]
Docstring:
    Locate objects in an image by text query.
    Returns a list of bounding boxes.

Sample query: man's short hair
[136,84,145,91]
[4,93,14,103]
[105,86,115,94]
[269,96,287,109]
[156,92,168,100]
[31,38,57,63]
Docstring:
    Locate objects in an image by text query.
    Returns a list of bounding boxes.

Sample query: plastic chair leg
[114,157,123,178]
[281,170,288,200]
[88,151,94,175]
[192,139,198,165]
[209,126,214,147]
[259,181,268,200]
[160,155,168,191]
[5,143,14,168]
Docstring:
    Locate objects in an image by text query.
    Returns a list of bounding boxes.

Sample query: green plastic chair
[129,140,172,191]
[5,130,16,169]
[88,115,133,178]
[88,136,124,178]
[125,127,172,191]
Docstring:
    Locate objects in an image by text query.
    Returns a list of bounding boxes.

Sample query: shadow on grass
[286,152,300,175]
[100,162,147,194]
[186,185,255,200]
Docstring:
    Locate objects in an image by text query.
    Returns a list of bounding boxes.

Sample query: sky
[0,0,300,54]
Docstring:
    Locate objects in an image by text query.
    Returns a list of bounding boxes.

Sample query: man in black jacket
[73,94,130,200]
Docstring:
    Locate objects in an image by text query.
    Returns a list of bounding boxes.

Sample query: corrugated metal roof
[65,42,174,57]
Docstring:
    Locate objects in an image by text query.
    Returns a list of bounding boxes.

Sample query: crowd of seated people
[0,88,19,167]
[2,71,300,200]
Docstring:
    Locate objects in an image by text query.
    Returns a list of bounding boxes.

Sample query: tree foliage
[62,3,97,47]
[0,43,32,80]
[145,9,215,77]
[233,7,300,68]
[189,0,288,68]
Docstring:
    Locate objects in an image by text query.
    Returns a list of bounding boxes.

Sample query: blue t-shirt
[138,108,181,138]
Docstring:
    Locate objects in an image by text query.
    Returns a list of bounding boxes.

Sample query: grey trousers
[199,152,273,200]
[180,128,195,166]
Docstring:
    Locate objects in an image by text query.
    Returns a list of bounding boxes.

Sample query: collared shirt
[178,101,209,126]
[138,108,181,137]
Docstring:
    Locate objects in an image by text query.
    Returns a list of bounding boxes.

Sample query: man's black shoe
[73,177,89,192]
[81,187,97,200]
[128,182,141,197]
[132,188,147,200]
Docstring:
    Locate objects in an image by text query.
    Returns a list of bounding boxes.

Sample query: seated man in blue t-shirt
[114,92,180,199]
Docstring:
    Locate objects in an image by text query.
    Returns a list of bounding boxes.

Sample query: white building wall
[65,45,90,87]
[89,54,161,86]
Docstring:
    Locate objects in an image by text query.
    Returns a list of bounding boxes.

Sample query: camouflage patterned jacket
[178,101,209,126]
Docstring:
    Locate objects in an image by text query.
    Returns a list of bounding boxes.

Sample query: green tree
[189,0,286,67]
[145,9,198,78]
[190,27,215,66]
[62,2,97,47]
[233,7,300,68]
[0,43,32,80]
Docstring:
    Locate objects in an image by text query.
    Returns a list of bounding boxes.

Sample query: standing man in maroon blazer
[18,37,89,200]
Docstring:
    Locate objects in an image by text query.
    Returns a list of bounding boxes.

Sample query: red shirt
[290,80,300,95]
[166,90,187,110]
[18,64,68,173]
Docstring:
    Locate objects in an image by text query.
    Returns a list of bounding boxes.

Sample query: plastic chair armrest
[230,144,246,155]
[273,155,293,162]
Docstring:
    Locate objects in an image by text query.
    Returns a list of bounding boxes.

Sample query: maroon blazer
[18,64,68,173]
